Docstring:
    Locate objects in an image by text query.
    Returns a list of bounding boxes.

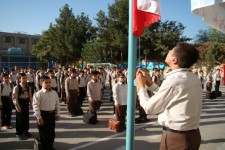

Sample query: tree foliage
[82,0,190,64]
[33,4,93,66]
[33,1,193,66]
[141,20,191,62]
[194,28,225,66]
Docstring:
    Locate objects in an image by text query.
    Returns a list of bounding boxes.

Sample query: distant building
[0,32,46,69]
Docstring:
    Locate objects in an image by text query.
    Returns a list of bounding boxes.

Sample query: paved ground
[0,85,225,150]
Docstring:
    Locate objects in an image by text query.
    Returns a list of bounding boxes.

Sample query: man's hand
[116,104,120,108]
[55,116,60,121]
[16,107,22,113]
[137,69,153,87]
[37,118,44,126]
[66,93,70,102]
[136,70,146,91]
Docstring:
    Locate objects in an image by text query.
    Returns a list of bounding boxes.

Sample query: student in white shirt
[87,71,102,121]
[198,70,205,90]
[113,73,127,131]
[0,73,13,130]
[206,70,213,98]
[33,76,60,150]
[136,42,202,150]
[213,69,221,98]
[77,71,86,106]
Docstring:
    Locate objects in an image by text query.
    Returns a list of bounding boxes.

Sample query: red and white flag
[133,0,161,37]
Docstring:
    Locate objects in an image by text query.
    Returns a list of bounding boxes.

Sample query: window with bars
[19,38,26,44]
[4,36,12,43]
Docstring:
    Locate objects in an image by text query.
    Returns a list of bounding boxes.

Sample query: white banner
[191,0,225,33]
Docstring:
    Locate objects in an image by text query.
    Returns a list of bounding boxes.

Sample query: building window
[32,38,38,45]
[4,36,11,43]
[19,38,26,44]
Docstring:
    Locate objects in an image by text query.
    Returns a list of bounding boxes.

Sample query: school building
[0,31,46,70]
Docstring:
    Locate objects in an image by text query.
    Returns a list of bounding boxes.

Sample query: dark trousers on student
[115,105,127,129]
[136,97,147,118]
[78,87,86,106]
[16,98,30,135]
[89,101,101,118]
[28,82,35,96]
[51,87,58,93]
[61,88,66,103]
[1,96,12,126]
[67,90,78,115]
[160,128,201,150]
[206,82,212,98]
[38,110,56,150]
[215,81,220,97]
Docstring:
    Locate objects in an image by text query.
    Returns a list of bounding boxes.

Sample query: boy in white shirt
[33,76,60,149]
[113,73,127,130]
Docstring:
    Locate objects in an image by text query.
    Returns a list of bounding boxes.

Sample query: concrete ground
[0,85,225,150]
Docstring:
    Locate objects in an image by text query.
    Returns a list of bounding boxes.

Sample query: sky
[0,0,209,40]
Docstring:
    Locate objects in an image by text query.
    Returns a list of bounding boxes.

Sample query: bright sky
[0,0,208,40]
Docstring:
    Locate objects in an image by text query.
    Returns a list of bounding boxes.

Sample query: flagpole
[126,0,137,150]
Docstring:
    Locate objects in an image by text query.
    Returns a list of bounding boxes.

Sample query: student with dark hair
[136,42,202,149]
[213,69,221,98]
[112,73,127,131]
[9,69,17,86]
[87,71,103,121]
[65,70,79,116]
[60,68,69,104]
[26,67,36,108]
[198,70,205,90]
[33,76,60,150]
[36,68,45,91]
[206,70,213,98]
[0,73,13,130]
[77,71,86,106]
[48,70,59,93]
[12,73,32,140]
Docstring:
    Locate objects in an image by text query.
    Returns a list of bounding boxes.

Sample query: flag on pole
[133,0,161,37]
[191,0,225,33]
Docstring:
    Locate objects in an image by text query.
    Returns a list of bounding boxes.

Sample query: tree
[32,24,56,62]
[81,40,108,63]
[141,20,191,62]
[143,49,149,69]
[33,4,93,66]
[194,28,225,43]
[194,28,225,68]
[81,0,130,64]
[194,29,210,43]
[107,0,129,64]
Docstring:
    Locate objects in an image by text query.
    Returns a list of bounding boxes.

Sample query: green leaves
[33,4,93,66]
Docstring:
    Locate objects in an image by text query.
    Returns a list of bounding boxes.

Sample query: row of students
[0,72,60,149]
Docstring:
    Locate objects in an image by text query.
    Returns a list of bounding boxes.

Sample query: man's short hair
[40,76,50,83]
[19,73,26,77]
[2,73,9,78]
[71,69,76,73]
[173,42,199,68]
[91,71,98,76]
[48,70,54,73]
[117,73,125,78]
[18,73,26,79]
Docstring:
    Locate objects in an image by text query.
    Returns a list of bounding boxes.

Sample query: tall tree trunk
[120,49,123,67]
[145,55,147,69]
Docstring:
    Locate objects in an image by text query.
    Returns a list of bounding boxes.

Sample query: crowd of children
[0,65,223,149]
